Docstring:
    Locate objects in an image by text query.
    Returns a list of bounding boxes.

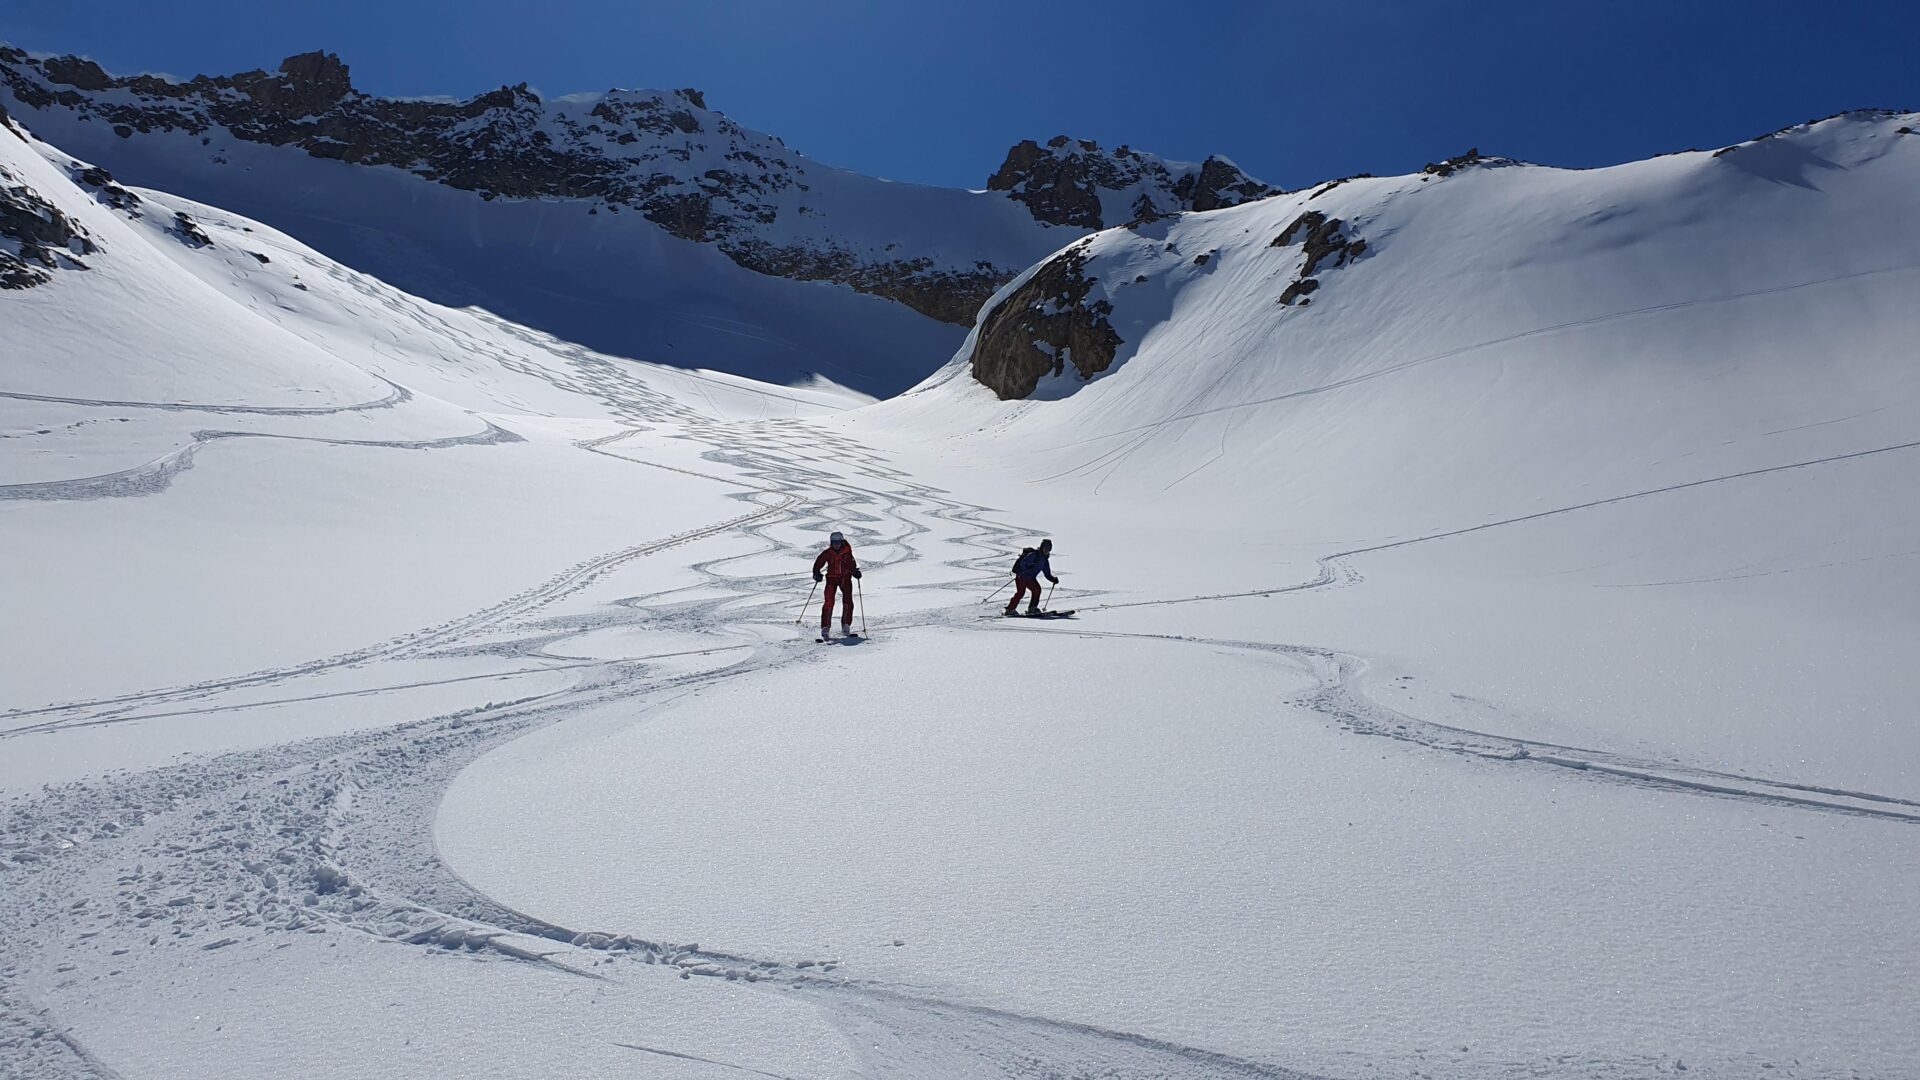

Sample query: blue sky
[2,0,1913,190]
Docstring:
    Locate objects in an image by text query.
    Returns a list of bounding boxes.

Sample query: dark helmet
[1038,538,1053,550]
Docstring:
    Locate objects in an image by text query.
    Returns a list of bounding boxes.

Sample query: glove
[812,572,823,583]
[1048,575,1060,584]
[851,569,862,579]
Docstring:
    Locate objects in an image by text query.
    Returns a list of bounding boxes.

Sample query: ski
[984,609,1077,619]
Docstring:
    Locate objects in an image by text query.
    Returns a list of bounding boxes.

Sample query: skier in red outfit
[812,530,861,638]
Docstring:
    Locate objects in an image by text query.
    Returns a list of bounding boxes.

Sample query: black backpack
[1012,547,1035,575]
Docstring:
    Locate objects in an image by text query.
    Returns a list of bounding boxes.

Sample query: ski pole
[983,576,1014,603]
[857,576,868,636]
[795,579,818,624]
[1044,581,1055,612]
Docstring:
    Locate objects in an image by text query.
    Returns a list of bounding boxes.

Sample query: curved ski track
[6,336,1913,1078]
[6,379,1329,1078]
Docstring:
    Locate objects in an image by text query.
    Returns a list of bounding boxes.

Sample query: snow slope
[1,112,861,712]
[7,108,1920,1080]
[854,110,1920,784]
[466,109,1914,1076]
[0,46,1277,395]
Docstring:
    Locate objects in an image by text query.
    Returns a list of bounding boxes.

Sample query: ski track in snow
[0,419,524,502]
[7,374,1340,1077]
[0,377,411,416]
[6,354,1912,1077]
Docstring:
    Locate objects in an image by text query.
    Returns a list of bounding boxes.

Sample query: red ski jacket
[814,544,859,580]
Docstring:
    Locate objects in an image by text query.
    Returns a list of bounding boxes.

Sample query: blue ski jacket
[1015,548,1056,583]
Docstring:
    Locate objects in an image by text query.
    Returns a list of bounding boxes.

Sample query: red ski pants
[821,577,854,628]
[1007,576,1044,612]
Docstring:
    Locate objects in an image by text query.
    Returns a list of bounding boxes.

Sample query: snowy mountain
[0,46,1276,394]
[0,100,861,416]
[6,79,1920,1080]
[817,111,1920,1076]
[850,104,1920,827]
[921,112,1920,411]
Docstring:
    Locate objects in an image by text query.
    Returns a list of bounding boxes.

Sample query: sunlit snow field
[5,106,1918,1080]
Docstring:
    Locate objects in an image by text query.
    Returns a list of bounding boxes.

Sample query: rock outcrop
[0,47,1277,328]
[1271,210,1365,307]
[70,163,141,211]
[968,246,1123,400]
[1,161,93,289]
[988,135,1278,229]
[1417,148,1525,183]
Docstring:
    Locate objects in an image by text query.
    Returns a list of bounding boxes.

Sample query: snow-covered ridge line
[944,107,1920,403]
[0,45,1276,337]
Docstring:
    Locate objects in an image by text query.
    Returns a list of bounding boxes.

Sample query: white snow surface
[5,110,1919,1080]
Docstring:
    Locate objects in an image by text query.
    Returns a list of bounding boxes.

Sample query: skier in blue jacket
[1005,538,1058,615]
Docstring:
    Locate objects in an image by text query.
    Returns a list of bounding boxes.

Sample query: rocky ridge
[0,47,1279,326]
[987,135,1279,229]
[967,242,1122,401]
[0,111,94,289]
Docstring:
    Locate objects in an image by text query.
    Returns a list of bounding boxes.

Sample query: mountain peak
[1,44,1282,390]
[277,50,351,92]
[988,135,1279,228]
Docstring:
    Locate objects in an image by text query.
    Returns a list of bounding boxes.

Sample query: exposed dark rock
[968,249,1122,400]
[1301,221,1348,274]
[988,139,1103,228]
[249,251,270,263]
[273,51,353,109]
[172,210,214,247]
[1308,173,1372,201]
[0,260,40,289]
[723,237,1006,324]
[989,136,1278,228]
[1,165,94,288]
[1193,252,1210,265]
[40,56,111,91]
[1270,211,1366,309]
[645,192,712,241]
[1178,156,1275,212]
[1422,148,1482,177]
[1273,211,1321,246]
[1126,193,1164,228]
[1275,210,1361,276]
[1278,278,1319,306]
[72,164,141,210]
